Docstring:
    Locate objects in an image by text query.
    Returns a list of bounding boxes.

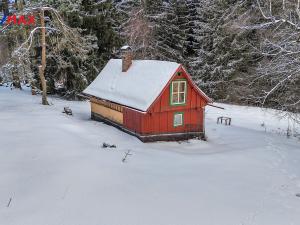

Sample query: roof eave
[82,92,147,113]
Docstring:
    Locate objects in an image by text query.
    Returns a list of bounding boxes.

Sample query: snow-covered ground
[0,86,299,225]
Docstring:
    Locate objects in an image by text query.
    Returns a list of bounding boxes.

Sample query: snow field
[0,86,299,225]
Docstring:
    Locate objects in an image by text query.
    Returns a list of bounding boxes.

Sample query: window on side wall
[170,80,187,105]
[174,112,184,127]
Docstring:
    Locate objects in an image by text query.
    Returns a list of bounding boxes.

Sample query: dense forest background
[0,0,299,117]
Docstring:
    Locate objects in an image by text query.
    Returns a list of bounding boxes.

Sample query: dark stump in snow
[63,107,73,116]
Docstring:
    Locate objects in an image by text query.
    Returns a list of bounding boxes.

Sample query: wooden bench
[217,116,232,126]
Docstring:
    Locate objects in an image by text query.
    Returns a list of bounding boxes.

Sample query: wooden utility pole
[2,0,9,15]
[39,9,49,105]
[15,0,25,11]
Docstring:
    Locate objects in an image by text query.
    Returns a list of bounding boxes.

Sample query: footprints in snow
[241,136,300,225]
[266,135,300,201]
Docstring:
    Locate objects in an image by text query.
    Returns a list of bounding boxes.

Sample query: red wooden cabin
[83,47,212,142]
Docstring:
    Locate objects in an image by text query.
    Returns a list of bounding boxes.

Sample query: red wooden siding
[123,66,208,135]
[123,108,143,133]
[138,109,203,135]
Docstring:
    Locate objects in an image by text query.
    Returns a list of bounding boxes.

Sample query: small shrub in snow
[286,126,292,138]
[102,143,116,149]
[122,150,132,163]
[7,197,12,208]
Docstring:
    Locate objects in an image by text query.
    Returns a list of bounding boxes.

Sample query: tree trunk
[15,0,18,10]
[39,66,48,105]
[15,0,24,11]
[40,9,49,105]
[12,70,22,89]
[2,0,9,15]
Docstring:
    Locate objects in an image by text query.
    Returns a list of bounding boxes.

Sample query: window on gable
[171,80,187,105]
[174,112,184,127]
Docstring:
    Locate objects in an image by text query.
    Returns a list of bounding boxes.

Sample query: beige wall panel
[91,102,123,124]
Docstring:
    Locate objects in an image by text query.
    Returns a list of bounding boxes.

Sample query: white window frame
[170,80,187,105]
[174,112,184,127]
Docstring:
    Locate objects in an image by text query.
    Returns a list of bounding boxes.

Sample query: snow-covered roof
[120,45,131,50]
[83,59,180,111]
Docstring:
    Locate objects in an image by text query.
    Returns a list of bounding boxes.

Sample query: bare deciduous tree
[1,5,92,104]
[122,7,154,59]
[244,0,300,122]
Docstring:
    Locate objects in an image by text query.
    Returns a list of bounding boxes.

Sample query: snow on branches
[0,4,96,98]
[242,0,300,119]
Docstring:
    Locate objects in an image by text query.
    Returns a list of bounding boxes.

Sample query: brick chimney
[121,45,133,72]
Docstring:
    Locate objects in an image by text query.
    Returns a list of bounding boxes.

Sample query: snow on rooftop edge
[83,59,180,111]
[121,45,131,50]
